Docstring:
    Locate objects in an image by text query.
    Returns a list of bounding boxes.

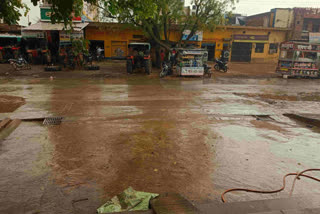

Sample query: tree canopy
[0,0,29,25]
[97,0,236,49]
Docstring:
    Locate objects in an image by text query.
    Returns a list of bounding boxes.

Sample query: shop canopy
[23,22,89,32]
[0,33,22,41]
[0,33,22,38]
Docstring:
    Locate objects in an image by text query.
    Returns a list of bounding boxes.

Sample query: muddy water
[1,76,320,213]
[48,80,216,201]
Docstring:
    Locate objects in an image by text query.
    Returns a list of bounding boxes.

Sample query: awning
[0,33,22,38]
[23,22,89,32]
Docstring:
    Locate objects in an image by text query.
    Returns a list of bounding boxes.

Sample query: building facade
[85,23,289,63]
[246,8,320,43]
[291,8,320,41]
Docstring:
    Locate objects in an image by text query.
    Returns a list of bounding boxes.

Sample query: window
[312,23,320,32]
[269,43,278,54]
[255,43,264,53]
[303,21,308,31]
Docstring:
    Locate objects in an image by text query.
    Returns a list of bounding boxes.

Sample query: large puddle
[1,76,320,212]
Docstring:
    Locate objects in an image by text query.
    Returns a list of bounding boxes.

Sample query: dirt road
[0,63,320,213]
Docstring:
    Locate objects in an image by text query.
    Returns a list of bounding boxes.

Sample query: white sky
[19,0,320,26]
[19,0,40,26]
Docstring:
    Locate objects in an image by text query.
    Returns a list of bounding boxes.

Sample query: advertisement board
[181,67,204,76]
[59,31,83,42]
[40,8,81,22]
[310,33,320,44]
[233,34,269,43]
[182,30,203,41]
[22,31,45,38]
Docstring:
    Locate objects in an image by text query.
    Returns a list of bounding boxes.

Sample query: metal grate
[43,117,64,125]
[253,115,274,121]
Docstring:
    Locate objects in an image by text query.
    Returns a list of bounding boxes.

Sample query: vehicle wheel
[127,60,133,74]
[214,64,220,71]
[223,66,228,73]
[160,70,166,78]
[144,59,151,75]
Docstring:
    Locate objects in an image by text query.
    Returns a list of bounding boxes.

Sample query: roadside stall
[21,31,47,64]
[0,34,22,62]
[176,49,208,76]
[22,22,88,64]
[276,42,320,78]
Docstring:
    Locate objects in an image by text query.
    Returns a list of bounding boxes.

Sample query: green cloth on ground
[97,187,159,213]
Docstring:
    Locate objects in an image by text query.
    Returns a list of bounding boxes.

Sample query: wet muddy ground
[0,62,320,213]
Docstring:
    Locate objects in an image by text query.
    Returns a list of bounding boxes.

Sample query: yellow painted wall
[229,28,287,62]
[203,28,232,58]
[85,24,288,63]
[85,26,145,58]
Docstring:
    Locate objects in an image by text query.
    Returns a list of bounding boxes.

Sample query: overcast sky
[19,0,320,26]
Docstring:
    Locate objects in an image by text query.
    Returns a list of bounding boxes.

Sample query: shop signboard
[282,43,294,49]
[310,33,320,44]
[233,34,269,43]
[22,31,45,38]
[181,67,204,76]
[40,7,81,22]
[59,31,83,42]
[182,30,203,41]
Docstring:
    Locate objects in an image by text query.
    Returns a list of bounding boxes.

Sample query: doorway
[231,42,252,62]
[201,43,215,61]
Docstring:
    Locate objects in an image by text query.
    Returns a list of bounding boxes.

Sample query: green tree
[96,0,236,66]
[0,0,29,25]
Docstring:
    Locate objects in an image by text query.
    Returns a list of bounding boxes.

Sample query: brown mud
[47,81,216,201]
[0,95,25,113]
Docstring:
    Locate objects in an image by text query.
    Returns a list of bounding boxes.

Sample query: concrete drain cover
[43,117,64,125]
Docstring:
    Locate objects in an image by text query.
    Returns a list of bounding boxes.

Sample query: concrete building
[246,8,294,29]
[85,23,289,63]
[246,8,320,43]
[291,8,320,42]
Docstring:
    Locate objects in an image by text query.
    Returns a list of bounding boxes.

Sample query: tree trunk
[155,43,161,69]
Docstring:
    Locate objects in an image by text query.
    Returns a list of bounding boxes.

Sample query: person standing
[160,49,165,63]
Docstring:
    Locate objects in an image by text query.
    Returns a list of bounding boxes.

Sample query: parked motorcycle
[160,61,172,78]
[96,47,104,62]
[66,51,76,70]
[214,58,228,73]
[8,56,31,71]
[84,53,100,70]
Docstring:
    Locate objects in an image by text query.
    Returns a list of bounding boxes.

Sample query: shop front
[22,22,88,64]
[231,34,269,62]
[0,34,22,62]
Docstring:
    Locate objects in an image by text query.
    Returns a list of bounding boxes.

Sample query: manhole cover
[43,117,64,125]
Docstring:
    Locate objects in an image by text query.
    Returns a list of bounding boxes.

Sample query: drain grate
[43,117,64,125]
[253,115,274,121]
